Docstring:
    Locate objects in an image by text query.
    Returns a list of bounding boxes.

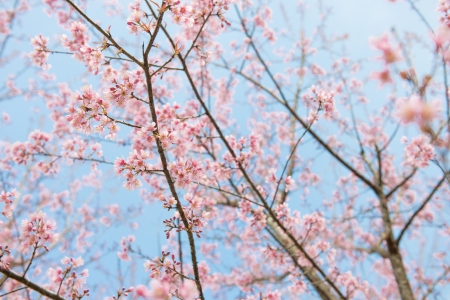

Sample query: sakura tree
[0,0,448,299]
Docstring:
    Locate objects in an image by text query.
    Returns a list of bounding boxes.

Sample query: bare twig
[396,175,447,245]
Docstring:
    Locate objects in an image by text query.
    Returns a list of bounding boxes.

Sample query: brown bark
[379,196,415,300]
[0,268,65,300]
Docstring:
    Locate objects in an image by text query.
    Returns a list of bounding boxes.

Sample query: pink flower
[431,25,450,49]
[1,112,11,124]
[106,121,120,140]
[61,256,84,268]
[284,176,296,192]
[370,33,401,64]
[20,211,57,251]
[178,280,197,299]
[171,3,194,28]
[396,95,441,125]
[0,189,18,217]
[167,157,205,188]
[148,279,171,300]
[117,249,131,261]
[108,204,120,215]
[29,35,51,70]
[265,290,282,300]
[433,252,446,260]
[371,69,393,87]
[135,285,152,298]
[100,216,111,227]
[403,135,435,168]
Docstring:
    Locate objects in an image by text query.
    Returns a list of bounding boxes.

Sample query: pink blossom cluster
[136,121,157,147]
[369,33,401,87]
[0,245,11,270]
[0,9,13,35]
[167,157,205,188]
[61,21,104,75]
[105,287,135,300]
[62,137,103,159]
[103,69,142,108]
[144,251,181,279]
[163,204,210,239]
[99,204,120,227]
[131,103,182,152]
[223,133,262,167]
[370,33,401,65]
[284,176,296,192]
[156,125,179,149]
[117,235,135,261]
[134,277,197,300]
[170,2,195,28]
[3,130,53,166]
[66,85,120,138]
[371,68,393,87]
[159,194,177,209]
[249,207,267,231]
[304,85,338,122]
[396,95,441,126]
[114,150,153,190]
[1,112,11,125]
[126,0,152,35]
[136,120,178,150]
[332,270,372,298]
[252,7,276,44]
[183,197,213,230]
[358,116,389,147]
[437,0,450,27]
[20,211,57,252]
[0,189,18,218]
[29,34,51,70]
[432,25,450,53]
[403,135,435,168]
[46,256,89,299]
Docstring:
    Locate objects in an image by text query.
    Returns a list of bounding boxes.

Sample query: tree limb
[0,268,65,300]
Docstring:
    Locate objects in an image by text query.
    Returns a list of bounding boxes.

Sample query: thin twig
[0,286,28,297]
[396,175,447,245]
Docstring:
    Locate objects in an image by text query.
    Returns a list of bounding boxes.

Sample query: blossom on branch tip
[403,135,435,168]
[29,35,51,70]
[370,68,393,87]
[20,211,57,252]
[431,25,450,50]
[0,189,18,218]
[284,176,296,192]
[168,157,205,188]
[396,95,441,126]
[369,33,401,64]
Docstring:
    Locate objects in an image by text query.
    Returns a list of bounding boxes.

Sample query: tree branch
[396,175,447,245]
[0,268,65,300]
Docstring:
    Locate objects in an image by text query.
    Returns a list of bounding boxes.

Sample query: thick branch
[0,268,65,300]
[378,191,415,299]
[142,31,205,299]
